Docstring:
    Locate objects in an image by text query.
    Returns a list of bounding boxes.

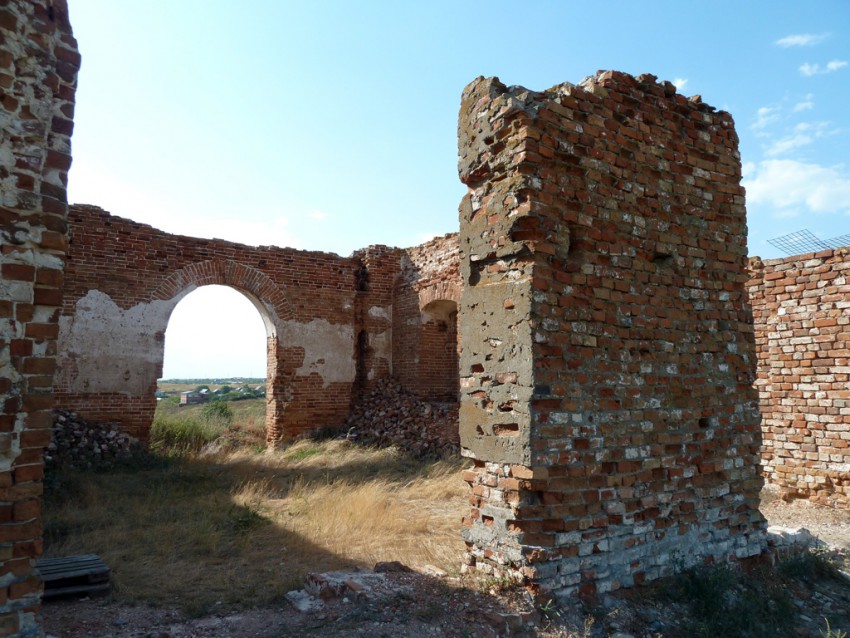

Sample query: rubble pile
[345,378,459,457]
[46,410,137,471]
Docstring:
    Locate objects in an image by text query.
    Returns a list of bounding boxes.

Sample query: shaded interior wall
[748,250,850,508]
[58,205,394,441]
[419,300,459,401]
[457,71,765,598]
[351,245,399,396]
[392,234,461,400]
[0,0,79,633]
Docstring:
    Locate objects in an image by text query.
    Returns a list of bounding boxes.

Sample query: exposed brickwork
[457,72,765,598]
[0,0,79,634]
[58,207,464,442]
[58,205,400,441]
[748,250,850,508]
[393,234,461,401]
[2,0,798,629]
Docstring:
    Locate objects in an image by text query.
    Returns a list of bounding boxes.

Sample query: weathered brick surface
[57,206,464,442]
[58,205,401,441]
[748,250,850,508]
[457,72,765,598]
[393,235,461,401]
[0,0,79,634]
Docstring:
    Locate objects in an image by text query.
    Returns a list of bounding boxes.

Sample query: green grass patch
[150,398,266,455]
[662,563,797,638]
[150,413,226,455]
[779,549,845,583]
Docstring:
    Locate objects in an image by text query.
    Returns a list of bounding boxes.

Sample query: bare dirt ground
[43,487,850,638]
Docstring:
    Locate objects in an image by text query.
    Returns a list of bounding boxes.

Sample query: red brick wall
[58,205,467,441]
[392,235,461,400]
[418,300,459,401]
[457,72,765,598]
[58,205,396,441]
[0,0,79,634]
[748,250,850,508]
[351,245,399,395]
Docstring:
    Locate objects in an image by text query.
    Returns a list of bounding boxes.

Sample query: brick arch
[150,259,297,444]
[151,259,295,335]
[418,281,461,311]
[418,296,459,402]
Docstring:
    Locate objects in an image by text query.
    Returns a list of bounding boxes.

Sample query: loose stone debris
[46,410,137,471]
[344,377,459,457]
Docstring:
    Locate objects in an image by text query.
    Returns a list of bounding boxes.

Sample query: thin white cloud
[800,60,848,76]
[775,33,828,48]
[744,159,850,217]
[765,121,834,157]
[766,134,812,157]
[753,105,781,130]
[308,210,329,221]
[672,78,688,91]
[793,94,815,112]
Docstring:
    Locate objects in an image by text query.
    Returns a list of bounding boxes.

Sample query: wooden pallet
[37,554,111,599]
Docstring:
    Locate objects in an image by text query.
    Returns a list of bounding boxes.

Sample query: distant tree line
[193,384,265,402]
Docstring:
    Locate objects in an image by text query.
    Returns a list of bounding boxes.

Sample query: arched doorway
[162,285,267,380]
[152,260,293,444]
[157,285,269,445]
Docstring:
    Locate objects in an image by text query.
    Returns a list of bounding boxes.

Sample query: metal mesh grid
[767,229,850,256]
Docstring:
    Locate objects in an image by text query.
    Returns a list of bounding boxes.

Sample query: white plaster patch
[58,290,176,394]
[370,328,393,378]
[368,305,390,320]
[282,318,356,387]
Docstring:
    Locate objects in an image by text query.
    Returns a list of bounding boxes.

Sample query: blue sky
[66,1,850,378]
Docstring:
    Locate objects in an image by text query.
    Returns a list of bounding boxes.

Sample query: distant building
[179,390,209,406]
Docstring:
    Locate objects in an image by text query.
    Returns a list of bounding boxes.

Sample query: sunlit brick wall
[0,1,79,634]
[393,235,461,400]
[749,250,850,508]
[457,71,766,598]
[59,206,395,442]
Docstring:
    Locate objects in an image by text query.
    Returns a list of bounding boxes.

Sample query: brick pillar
[352,245,399,395]
[457,72,765,599]
[0,1,79,635]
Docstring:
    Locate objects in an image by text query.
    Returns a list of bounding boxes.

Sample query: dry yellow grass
[43,431,468,614]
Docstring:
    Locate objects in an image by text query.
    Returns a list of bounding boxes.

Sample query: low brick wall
[748,251,850,508]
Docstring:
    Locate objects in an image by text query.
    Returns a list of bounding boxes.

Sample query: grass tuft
[663,563,797,638]
[779,549,845,583]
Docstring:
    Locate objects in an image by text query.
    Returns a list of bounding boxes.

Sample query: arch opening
[163,285,269,380]
[157,285,270,446]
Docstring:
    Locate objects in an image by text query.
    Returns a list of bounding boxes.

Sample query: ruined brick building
[56,205,461,443]
[2,0,850,633]
[57,70,771,599]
